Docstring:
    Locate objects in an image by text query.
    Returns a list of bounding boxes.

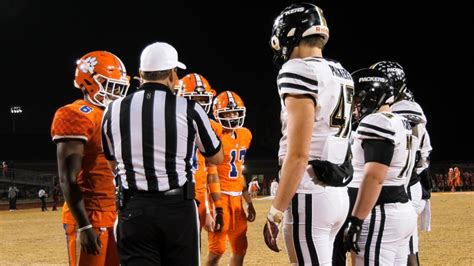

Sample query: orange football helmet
[74,51,130,107]
[177,73,215,113]
[213,91,246,130]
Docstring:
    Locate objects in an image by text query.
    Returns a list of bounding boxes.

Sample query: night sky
[1,1,472,163]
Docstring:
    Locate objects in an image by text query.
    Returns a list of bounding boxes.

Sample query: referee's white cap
[140,42,186,72]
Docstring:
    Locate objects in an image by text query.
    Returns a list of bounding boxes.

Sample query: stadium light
[10,105,23,133]
[10,106,23,114]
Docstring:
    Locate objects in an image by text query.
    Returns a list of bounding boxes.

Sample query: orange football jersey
[51,100,116,224]
[194,119,223,194]
[217,127,252,192]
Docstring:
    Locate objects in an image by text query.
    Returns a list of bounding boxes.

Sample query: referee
[101,41,223,266]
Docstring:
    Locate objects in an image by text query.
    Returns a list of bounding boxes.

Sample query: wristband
[207,166,218,175]
[208,182,221,194]
[268,205,284,225]
[77,224,93,232]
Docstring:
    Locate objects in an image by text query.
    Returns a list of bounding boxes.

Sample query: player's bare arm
[207,163,222,205]
[351,162,388,219]
[203,145,224,165]
[57,140,101,255]
[207,163,223,231]
[271,94,315,212]
[242,179,256,222]
[204,190,215,232]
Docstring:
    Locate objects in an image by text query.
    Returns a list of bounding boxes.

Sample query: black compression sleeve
[362,139,395,166]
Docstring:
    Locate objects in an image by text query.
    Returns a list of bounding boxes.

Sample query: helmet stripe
[193,73,203,87]
[193,73,205,93]
[315,7,324,26]
[226,91,236,108]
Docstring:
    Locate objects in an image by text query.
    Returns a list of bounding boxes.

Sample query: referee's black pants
[116,192,199,266]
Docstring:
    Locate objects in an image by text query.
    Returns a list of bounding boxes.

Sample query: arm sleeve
[362,139,395,166]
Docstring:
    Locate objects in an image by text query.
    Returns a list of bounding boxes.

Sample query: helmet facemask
[401,88,415,102]
[182,92,214,114]
[90,74,130,107]
[216,108,246,130]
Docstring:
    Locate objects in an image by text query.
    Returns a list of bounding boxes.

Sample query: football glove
[343,216,364,254]
[214,207,224,232]
[263,205,283,252]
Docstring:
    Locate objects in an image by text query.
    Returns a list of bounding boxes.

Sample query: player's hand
[247,202,256,222]
[80,227,102,255]
[204,212,215,232]
[263,205,283,252]
[343,216,363,254]
[214,207,224,232]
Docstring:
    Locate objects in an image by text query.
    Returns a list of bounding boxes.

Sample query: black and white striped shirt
[101,83,221,192]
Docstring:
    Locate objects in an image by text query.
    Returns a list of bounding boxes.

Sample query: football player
[51,51,129,266]
[265,3,353,265]
[371,61,433,265]
[344,68,417,265]
[206,91,255,266]
[177,73,224,233]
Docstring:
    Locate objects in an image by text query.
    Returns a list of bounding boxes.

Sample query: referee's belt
[124,187,183,198]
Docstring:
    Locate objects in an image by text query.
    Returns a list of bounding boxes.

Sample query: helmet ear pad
[270,3,329,68]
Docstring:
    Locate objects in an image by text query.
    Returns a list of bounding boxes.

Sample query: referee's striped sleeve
[355,113,396,144]
[191,103,221,157]
[101,102,115,161]
[278,59,318,102]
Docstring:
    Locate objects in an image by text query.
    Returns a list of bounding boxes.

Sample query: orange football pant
[63,210,118,266]
[207,194,248,256]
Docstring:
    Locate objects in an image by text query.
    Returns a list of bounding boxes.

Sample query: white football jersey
[277,57,354,164]
[416,125,432,174]
[391,100,427,125]
[277,57,353,193]
[391,99,432,174]
[349,112,416,188]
